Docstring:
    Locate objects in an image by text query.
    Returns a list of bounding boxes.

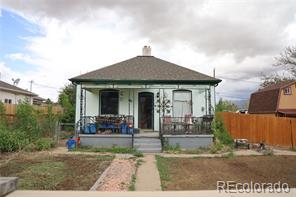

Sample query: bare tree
[274,46,296,77]
[260,46,296,88]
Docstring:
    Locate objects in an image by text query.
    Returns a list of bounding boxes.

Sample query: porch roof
[70,56,221,85]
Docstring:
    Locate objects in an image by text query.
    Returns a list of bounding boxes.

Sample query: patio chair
[184,114,193,133]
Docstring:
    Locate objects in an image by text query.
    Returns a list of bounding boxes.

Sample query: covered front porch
[75,83,215,134]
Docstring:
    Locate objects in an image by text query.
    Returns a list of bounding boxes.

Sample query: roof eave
[69,78,222,85]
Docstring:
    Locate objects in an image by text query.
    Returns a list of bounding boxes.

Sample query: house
[69,46,221,151]
[0,80,37,104]
[248,81,296,117]
[33,96,47,105]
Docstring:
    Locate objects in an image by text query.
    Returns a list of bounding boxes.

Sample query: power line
[31,81,60,90]
[217,76,261,84]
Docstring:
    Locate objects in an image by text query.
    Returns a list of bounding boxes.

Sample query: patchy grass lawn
[156,155,296,190]
[0,153,113,190]
[74,146,143,157]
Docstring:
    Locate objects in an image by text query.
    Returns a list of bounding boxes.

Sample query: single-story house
[0,80,37,104]
[69,46,221,151]
[248,81,296,117]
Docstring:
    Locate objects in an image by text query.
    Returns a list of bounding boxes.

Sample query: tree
[274,46,296,77]
[58,84,76,123]
[215,99,238,112]
[260,46,296,88]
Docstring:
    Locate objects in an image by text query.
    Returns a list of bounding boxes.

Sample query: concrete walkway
[135,154,161,191]
[8,190,296,197]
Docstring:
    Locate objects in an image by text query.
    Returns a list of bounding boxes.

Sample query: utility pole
[29,80,34,92]
[213,68,217,111]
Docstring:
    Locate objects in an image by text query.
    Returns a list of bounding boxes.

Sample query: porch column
[75,84,81,124]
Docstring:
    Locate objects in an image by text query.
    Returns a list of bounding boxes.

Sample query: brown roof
[0,80,37,96]
[248,81,296,114]
[70,56,221,84]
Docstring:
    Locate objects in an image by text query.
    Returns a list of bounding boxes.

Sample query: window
[100,90,119,115]
[173,90,192,117]
[284,87,292,95]
[4,99,12,104]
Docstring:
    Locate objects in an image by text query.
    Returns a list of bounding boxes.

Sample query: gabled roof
[248,81,296,114]
[70,56,221,85]
[0,80,37,96]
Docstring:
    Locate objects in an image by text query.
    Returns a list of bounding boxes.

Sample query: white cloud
[0,0,296,102]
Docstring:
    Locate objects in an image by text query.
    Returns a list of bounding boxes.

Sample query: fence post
[54,121,60,145]
[290,120,294,149]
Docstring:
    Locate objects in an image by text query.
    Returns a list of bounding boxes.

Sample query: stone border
[89,165,111,191]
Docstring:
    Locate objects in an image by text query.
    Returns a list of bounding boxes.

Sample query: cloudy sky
[0,0,295,102]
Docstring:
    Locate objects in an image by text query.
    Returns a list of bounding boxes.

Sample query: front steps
[134,137,162,153]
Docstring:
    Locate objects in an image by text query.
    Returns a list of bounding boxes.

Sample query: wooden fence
[3,104,63,123]
[219,112,296,148]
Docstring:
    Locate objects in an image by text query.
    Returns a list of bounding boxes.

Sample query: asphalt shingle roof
[70,56,221,84]
[0,80,37,96]
[248,81,296,114]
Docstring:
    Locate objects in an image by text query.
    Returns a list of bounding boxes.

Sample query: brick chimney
[142,46,151,56]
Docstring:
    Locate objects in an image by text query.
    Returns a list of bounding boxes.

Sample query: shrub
[209,142,223,154]
[23,143,37,152]
[14,103,41,141]
[211,117,233,146]
[40,104,58,137]
[35,138,55,151]
[0,129,29,152]
[0,101,8,130]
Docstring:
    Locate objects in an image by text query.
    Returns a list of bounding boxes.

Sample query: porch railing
[75,115,134,135]
[160,115,213,135]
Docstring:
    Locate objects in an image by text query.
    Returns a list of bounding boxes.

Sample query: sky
[0,0,296,102]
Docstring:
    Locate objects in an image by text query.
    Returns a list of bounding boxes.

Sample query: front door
[138,92,154,129]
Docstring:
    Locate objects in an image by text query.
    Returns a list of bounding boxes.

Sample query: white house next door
[173,90,192,117]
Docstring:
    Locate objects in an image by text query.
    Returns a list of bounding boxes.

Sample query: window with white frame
[284,87,292,95]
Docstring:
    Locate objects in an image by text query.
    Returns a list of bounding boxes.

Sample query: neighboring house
[33,96,47,105]
[248,81,296,117]
[0,80,37,104]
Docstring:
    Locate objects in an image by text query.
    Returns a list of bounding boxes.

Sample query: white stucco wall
[75,84,217,132]
[0,90,33,104]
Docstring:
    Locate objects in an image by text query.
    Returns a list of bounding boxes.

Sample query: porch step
[134,137,162,153]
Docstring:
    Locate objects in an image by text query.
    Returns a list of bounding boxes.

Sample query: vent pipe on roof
[142,46,151,56]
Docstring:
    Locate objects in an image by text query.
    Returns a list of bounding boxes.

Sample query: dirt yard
[0,153,113,190]
[156,155,296,190]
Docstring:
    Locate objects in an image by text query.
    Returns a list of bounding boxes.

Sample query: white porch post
[75,84,81,124]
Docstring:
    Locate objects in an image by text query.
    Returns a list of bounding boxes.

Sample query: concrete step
[134,137,162,153]
[134,142,161,146]
[137,147,162,153]
[0,177,18,196]
[134,138,160,143]
[134,144,162,149]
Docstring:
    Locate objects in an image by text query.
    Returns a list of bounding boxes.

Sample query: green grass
[18,161,65,190]
[74,146,143,157]
[222,151,235,159]
[128,159,143,191]
[128,174,136,191]
[155,155,171,190]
